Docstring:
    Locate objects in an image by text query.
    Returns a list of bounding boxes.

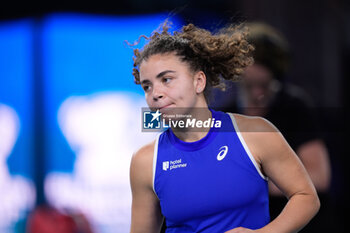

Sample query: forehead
[139,53,191,80]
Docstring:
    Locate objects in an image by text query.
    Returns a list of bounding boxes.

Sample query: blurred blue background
[0,1,348,232]
[0,13,183,233]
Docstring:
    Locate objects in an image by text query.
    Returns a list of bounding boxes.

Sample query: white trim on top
[228,113,268,181]
[152,133,161,197]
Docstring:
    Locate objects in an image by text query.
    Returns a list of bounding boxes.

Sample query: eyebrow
[141,70,176,85]
[156,70,176,78]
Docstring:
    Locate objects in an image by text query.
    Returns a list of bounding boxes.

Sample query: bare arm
[269,139,331,195]
[130,143,164,233]
[228,116,320,233]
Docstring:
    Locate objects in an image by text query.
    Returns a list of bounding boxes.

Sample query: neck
[171,107,212,142]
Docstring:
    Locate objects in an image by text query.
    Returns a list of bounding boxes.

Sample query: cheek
[180,80,196,96]
[177,90,198,106]
[170,88,191,101]
[144,93,153,106]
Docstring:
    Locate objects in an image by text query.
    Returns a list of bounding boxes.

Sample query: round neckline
[167,108,221,151]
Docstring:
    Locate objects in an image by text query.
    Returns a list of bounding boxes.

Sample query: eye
[142,84,151,92]
[162,77,172,84]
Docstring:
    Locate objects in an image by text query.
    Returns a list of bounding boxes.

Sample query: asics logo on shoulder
[217,146,228,161]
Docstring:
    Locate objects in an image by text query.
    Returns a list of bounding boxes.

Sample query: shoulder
[230,113,288,163]
[130,139,157,189]
[131,140,156,171]
[230,113,279,133]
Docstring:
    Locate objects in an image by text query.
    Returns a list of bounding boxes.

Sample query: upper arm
[239,116,317,199]
[296,139,331,192]
[130,143,163,233]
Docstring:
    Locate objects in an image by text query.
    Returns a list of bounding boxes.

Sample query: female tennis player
[129,22,320,233]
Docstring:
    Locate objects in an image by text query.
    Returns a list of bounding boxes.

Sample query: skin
[139,53,211,141]
[130,53,320,233]
[241,64,331,195]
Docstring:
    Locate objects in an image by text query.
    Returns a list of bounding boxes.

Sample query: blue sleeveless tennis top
[153,109,270,232]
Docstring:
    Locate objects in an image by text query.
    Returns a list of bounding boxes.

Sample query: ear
[193,71,206,94]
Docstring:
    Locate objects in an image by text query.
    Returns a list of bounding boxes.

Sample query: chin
[160,106,176,116]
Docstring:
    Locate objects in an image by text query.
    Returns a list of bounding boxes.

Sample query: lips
[159,104,173,110]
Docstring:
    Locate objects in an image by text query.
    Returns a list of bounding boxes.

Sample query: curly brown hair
[131,21,254,98]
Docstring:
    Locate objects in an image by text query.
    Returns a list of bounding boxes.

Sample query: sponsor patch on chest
[163,159,187,171]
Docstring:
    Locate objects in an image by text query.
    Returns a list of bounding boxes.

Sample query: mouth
[159,104,174,110]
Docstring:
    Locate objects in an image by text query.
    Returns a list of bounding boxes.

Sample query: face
[241,63,277,108]
[139,53,206,115]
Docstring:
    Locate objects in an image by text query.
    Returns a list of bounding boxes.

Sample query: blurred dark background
[1,0,348,107]
[1,0,347,232]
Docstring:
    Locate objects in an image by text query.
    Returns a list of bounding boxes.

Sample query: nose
[153,93,163,101]
[152,84,164,101]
